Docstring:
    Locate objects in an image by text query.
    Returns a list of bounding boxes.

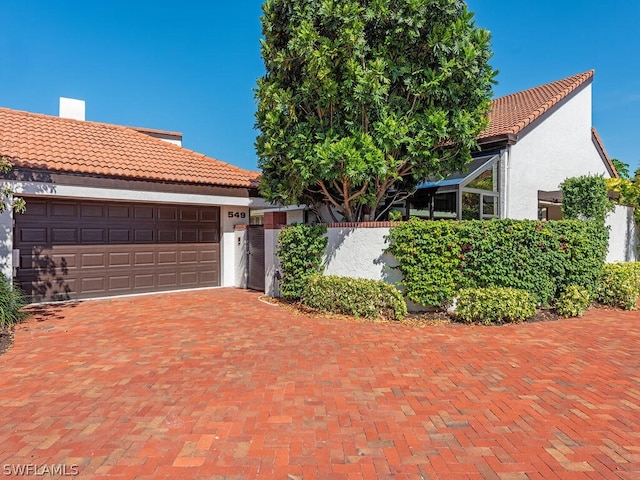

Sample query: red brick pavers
[0,289,638,479]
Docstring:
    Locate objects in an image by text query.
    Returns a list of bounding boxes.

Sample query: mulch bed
[259,296,560,327]
[0,326,14,356]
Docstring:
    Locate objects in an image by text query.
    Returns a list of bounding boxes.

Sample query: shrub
[595,262,640,310]
[0,277,27,328]
[387,218,608,308]
[301,275,407,320]
[561,175,614,224]
[454,287,537,325]
[555,285,591,318]
[276,224,328,300]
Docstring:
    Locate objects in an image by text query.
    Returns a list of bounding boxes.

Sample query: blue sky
[1,1,639,174]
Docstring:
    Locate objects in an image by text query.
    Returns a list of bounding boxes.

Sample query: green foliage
[595,262,640,310]
[0,277,27,328]
[276,224,328,300]
[256,0,497,222]
[387,218,609,308]
[554,285,591,318]
[611,158,630,179]
[454,287,536,325]
[606,175,640,226]
[301,275,407,320]
[561,175,613,224]
[0,156,26,214]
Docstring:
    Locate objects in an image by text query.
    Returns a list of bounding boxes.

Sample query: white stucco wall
[324,227,402,285]
[606,205,638,263]
[220,206,250,287]
[505,84,611,220]
[234,228,248,288]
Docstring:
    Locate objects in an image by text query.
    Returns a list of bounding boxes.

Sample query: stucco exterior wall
[220,206,250,287]
[506,84,611,220]
[324,226,402,285]
[606,205,638,263]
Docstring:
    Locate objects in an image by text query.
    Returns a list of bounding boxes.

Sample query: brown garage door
[14,199,220,302]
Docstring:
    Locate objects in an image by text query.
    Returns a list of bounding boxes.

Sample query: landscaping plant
[301,275,407,320]
[454,287,536,325]
[387,218,608,309]
[595,262,640,310]
[256,0,496,222]
[554,285,591,318]
[0,277,27,328]
[276,224,328,300]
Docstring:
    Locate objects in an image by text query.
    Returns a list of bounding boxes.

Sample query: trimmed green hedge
[301,275,407,320]
[454,287,536,325]
[595,262,640,310]
[387,219,609,308]
[276,224,328,300]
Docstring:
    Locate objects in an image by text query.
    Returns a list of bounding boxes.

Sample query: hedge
[387,218,609,308]
[301,275,407,320]
[454,287,537,324]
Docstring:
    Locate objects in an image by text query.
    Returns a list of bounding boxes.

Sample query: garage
[14,199,221,302]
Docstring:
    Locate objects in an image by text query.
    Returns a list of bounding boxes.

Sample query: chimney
[59,97,85,121]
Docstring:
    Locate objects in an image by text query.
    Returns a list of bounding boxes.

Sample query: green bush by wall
[301,275,407,320]
[454,287,537,324]
[276,224,328,300]
[595,262,640,310]
[387,218,609,308]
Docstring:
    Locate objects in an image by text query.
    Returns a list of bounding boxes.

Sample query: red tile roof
[591,127,618,178]
[0,107,260,188]
[481,70,595,142]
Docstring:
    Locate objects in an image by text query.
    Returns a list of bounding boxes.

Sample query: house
[408,70,619,222]
[263,71,636,296]
[0,98,264,302]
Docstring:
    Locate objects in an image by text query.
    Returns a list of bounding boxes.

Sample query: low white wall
[324,225,402,285]
[606,205,638,263]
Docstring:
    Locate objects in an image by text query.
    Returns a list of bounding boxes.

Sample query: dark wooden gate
[247,225,265,292]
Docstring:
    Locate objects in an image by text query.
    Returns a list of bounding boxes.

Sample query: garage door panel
[109,229,131,242]
[158,207,177,220]
[180,250,198,264]
[157,251,177,265]
[179,230,198,243]
[109,252,131,267]
[158,230,177,243]
[158,272,178,287]
[51,228,77,243]
[134,274,155,288]
[134,229,154,243]
[109,275,131,291]
[81,204,104,218]
[51,203,77,218]
[15,200,220,301]
[134,251,155,266]
[81,253,105,268]
[199,249,218,263]
[19,228,48,244]
[81,229,106,243]
[179,271,198,285]
[134,206,154,219]
[81,277,106,293]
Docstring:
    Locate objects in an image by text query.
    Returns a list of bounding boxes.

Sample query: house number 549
[227,212,246,218]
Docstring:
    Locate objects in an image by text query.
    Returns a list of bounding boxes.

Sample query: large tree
[255,0,496,222]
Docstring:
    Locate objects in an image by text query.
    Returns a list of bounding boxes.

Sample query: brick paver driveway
[0,289,638,479]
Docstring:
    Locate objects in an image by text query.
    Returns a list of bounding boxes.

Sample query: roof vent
[59,97,85,121]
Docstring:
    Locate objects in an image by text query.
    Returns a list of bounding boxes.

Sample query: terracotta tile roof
[591,127,618,178]
[481,70,595,142]
[0,107,260,188]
